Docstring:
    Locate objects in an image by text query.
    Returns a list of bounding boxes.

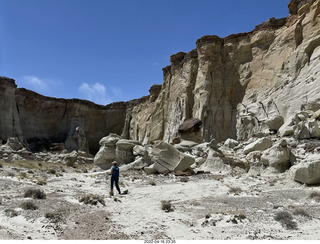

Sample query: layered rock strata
[1,0,320,155]
[126,0,320,145]
[0,77,130,154]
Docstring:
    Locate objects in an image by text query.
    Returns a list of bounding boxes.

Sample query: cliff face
[0,77,128,154]
[127,0,320,144]
[1,0,320,151]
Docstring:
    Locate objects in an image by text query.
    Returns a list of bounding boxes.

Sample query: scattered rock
[149,141,195,174]
[261,139,291,173]
[291,154,320,185]
[243,137,273,155]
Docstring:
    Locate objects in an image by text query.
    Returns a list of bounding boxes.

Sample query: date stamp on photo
[144,240,176,244]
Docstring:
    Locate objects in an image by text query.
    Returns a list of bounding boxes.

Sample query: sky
[0,0,290,105]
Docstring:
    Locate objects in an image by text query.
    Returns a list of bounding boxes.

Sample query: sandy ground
[1,161,320,240]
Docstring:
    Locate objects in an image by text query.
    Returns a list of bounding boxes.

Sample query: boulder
[279,125,295,137]
[198,149,232,173]
[295,121,311,139]
[6,137,24,151]
[266,115,284,131]
[119,157,147,171]
[94,134,141,169]
[312,108,320,120]
[261,139,291,173]
[150,141,195,173]
[291,154,320,185]
[116,139,141,163]
[94,134,121,169]
[99,133,121,146]
[144,164,157,175]
[133,145,147,156]
[177,140,199,148]
[307,119,320,138]
[223,138,239,149]
[243,137,272,155]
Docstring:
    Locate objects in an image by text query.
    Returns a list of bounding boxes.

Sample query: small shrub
[5,209,19,218]
[79,194,105,206]
[45,212,64,223]
[0,163,3,168]
[20,201,38,210]
[229,187,242,195]
[66,161,75,168]
[7,172,15,177]
[36,178,47,185]
[45,212,55,219]
[0,197,2,205]
[237,213,247,220]
[161,200,173,212]
[274,211,298,230]
[19,172,28,178]
[309,191,320,202]
[293,208,311,218]
[24,188,46,199]
[190,200,200,206]
[149,180,156,186]
[47,169,56,174]
[180,177,189,182]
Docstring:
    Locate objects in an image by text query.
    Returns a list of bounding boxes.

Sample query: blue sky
[0,0,290,105]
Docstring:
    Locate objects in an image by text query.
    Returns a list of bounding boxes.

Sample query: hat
[112,161,117,165]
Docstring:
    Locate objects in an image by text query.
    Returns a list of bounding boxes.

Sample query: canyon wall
[1,0,320,153]
[0,77,129,154]
[127,0,320,144]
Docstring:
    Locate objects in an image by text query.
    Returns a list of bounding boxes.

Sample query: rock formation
[0,77,132,154]
[2,0,320,183]
[125,0,320,146]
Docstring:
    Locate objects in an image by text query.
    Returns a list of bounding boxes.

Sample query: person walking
[110,161,121,196]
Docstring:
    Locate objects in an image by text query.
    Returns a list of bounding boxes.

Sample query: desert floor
[1,159,320,240]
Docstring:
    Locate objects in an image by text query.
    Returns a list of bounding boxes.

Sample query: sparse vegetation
[36,178,47,185]
[309,191,320,202]
[47,169,56,174]
[228,187,242,195]
[274,211,298,230]
[19,172,28,178]
[7,172,15,177]
[149,180,156,186]
[79,194,105,206]
[161,200,174,212]
[0,197,2,205]
[45,212,64,223]
[293,208,311,218]
[66,161,75,168]
[24,188,46,199]
[5,209,19,218]
[180,177,189,182]
[190,200,201,206]
[20,201,38,210]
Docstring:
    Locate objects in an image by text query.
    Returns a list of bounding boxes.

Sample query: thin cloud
[78,82,111,105]
[21,75,49,92]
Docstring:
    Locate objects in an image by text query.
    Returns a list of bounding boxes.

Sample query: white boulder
[291,154,320,185]
[149,141,195,173]
[243,137,272,155]
[261,139,291,172]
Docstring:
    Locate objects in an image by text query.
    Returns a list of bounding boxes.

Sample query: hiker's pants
[111,176,121,194]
